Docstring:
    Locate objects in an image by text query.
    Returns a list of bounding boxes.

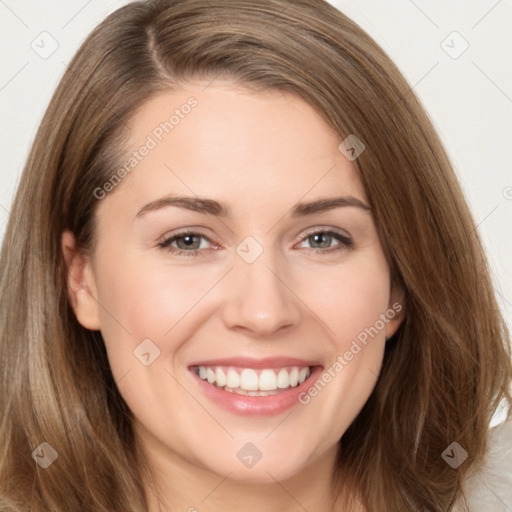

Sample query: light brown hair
[1,0,511,510]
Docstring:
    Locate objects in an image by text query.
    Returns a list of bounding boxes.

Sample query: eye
[157,227,353,258]
[158,231,216,257]
[295,229,353,254]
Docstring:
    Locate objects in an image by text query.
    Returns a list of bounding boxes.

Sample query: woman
[0,0,511,510]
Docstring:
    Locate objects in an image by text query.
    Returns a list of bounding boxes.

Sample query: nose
[221,250,302,338]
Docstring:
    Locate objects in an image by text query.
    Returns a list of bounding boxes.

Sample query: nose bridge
[221,236,301,336]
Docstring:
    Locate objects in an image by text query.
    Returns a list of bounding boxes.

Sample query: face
[63,81,403,486]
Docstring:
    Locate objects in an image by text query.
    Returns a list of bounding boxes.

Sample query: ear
[61,230,101,330]
[385,284,405,340]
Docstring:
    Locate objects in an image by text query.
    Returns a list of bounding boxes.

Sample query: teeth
[206,367,215,384]
[240,369,259,391]
[298,367,309,384]
[195,365,312,394]
[223,387,279,396]
[277,368,290,388]
[215,367,227,387]
[289,367,299,387]
[259,369,277,391]
[226,368,240,388]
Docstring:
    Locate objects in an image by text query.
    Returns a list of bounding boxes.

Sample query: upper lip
[188,356,322,369]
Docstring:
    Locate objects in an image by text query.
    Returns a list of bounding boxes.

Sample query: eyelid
[297,225,351,241]
[158,225,353,256]
[157,229,219,250]
[294,227,353,252]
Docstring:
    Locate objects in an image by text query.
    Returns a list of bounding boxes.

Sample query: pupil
[179,235,198,249]
[312,233,330,248]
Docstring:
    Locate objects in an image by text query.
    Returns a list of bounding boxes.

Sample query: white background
[1,0,511,331]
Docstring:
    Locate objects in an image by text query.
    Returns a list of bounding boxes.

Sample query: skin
[63,81,404,511]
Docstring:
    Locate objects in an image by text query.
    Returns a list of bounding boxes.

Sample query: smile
[188,357,323,416]
[191,365,312,396]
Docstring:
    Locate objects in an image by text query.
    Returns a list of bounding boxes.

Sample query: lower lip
[190,366,324,416]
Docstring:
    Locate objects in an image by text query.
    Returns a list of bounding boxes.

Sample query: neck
[140,434,342,512]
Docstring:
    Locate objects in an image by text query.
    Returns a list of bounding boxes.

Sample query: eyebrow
[135,194,371,219]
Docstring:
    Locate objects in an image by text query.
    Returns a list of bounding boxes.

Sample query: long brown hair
[1,1,511,510]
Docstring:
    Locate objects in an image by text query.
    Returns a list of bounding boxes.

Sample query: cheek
[302,254,391,343]
[293,253,391,430]
[94,252,207,340]
[95,244,391,362]
[92,251,229,391]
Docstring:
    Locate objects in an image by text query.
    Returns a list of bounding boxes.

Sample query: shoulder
[461,417,512,511]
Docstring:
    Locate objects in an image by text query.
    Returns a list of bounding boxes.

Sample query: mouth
[188,357,323,416]
[190,365,313,396]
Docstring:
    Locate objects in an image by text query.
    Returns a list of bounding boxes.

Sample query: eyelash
[157,228,353,257]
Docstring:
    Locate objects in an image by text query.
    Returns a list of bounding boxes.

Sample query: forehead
[98,82,367,220]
